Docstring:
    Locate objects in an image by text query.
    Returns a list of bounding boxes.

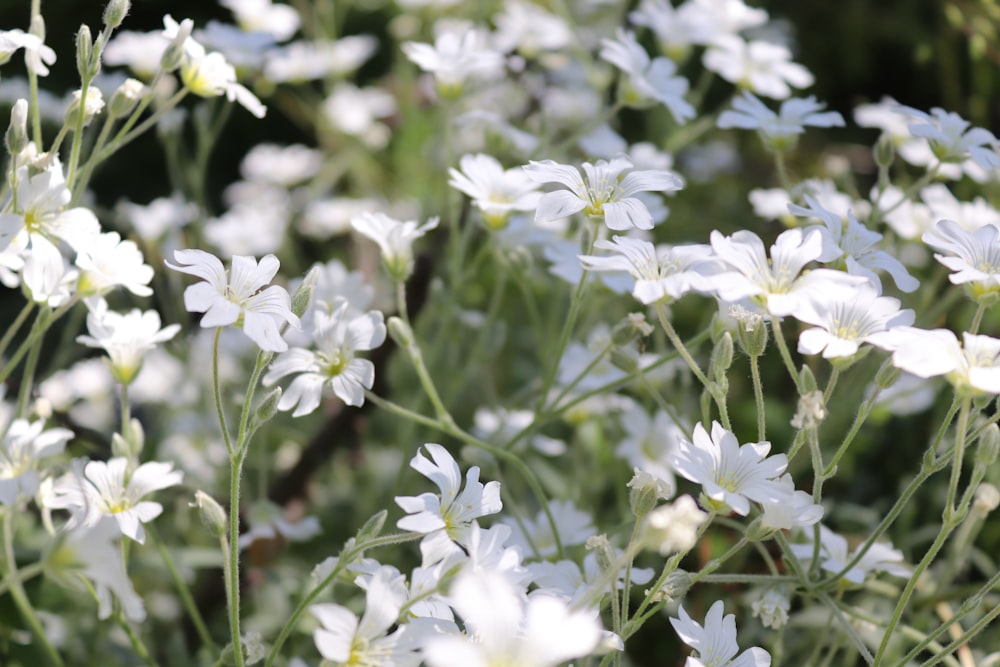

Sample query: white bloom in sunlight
[448,153,542,230]
[795,284,914,360]
[262,300,386,414]
[883,328,1000,395]
[472,407,566,456]
[529,550,653,606]
[629,0,701,57]
[162,15,266,118]
[75,231,155,297]
[757,474,823,531]
[103,30,169,77]
[898,105,1000,172]
[395,443,502,565]
[493,0,572,56]
[46,458,183,544]
[923,219,1000,302]
[165,249,300,352]
[241,143,322,186]
[671,600,771,667]
[580,235,715,304]
[600,28,695,123]
[311,566,421,667]
[704,34,813,100]
[617,405,686,492]
[263,35,378,82]
[77,299,181,385]
[47,520,146,622]
[403,26,505,96]
[718,91,844,150]
[238,500,320,550]
[0,419,73,505]
[322,82,396,148]
[117,194,197,242]
[789,525,909,585]
[670,421,788,515]
[351,212,439,281]
[301,197,383,239]
[503,500,594,559]
[524,157,683,231]
[0,29,57,76]
[705,228,865,316]
[789,196,919,293]
[423,570,602,667]
[919,183,1000,232]
[643,494,708,555]
[220,0,300,41]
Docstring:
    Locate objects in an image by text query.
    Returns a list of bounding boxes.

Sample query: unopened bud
[161,19,193,72]
[5,99,28,156]
[709,332,734,382]
[874,134,895,170]
[103,0,131,29]
[290,267,320,319]
[387,316,413,347]
[973,483,1000,516]
[585,534,616,573]
[108,78,146,118]
[976,423,1000,467]
[799,365,818,394]
[874,358,901,389]
[647,569,692,603]
[192,490,227,537]
[627,468,673,518]
[727,304,767,356]
[612,312,653,346]
[248,387,282,436]
[355,510,387,542]
[76,25,96,80]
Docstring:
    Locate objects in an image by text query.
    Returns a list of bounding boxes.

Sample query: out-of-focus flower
[351,212,439,281]
[671,600,771,667]
[718,91,844,151]
[600,28,694,123]
[789,525,909,585]
[76,299,180,385]
[704,34,813,100]
[402,26,504,98]
[448,153,542,230]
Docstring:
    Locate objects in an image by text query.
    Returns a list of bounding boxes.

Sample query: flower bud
[973,483,1000,517]
[609,345,639,373]
[221,632,265,666]
[799,365,818,393]
[709,332,734,383]
[192,490,227,538]
[108,78,146,118]
[5,99,28,156]
[355,510,387,542]
[874,134,895,170]
[103,0,131,28]
[726,304,767,356]
[585,534,616,574]
[290,267,320,319]
[627,468,673,518]
[752,588,791,629]
[249,387,282,435]
[612,312,654,346]
[976,423,1000,468]
[161,19,193,72]
[387,316,413,347]
[874,358,901,389]
[76,25,95,80]
[647,569,692,603]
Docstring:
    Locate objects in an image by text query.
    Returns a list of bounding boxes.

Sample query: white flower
[322,82,396,147]
[165,249,300,352]
[102,30,169,77]
[718,91,844,150]
[703,34,813,100]
[402,26,504,97]
[76,299,181,385]
[789,196,919,293]
[311,566,421,667]
[751,589,790,630]
[643,494,708,555]
[579,235,714,304]
[46,458,183,543]
[448,153,542,230]
[600,28,695,123]
[395,444,502,565]
[74,231,155,297]
[503,500,594,559]
[0,28,57,76]
[923,218,1000,302]
[240,143,322,186]
[670,421,788,515]
[0,419,73,505]
[883,328,1000,395]
[757,474,823,531]
[705,228,864,316]
[351,212,439,281]
[262,300,386,414]
[898,106,1000,172]
[671,600,771,667]
[263,35,377,82]
[789,525,909,585]
[423,570,602,667]
[795,284,914,359]
[219,0,300,41]
[616,405,686,492]
[493,0,572,56]
[524,157,683,231]
[162,15,267,118]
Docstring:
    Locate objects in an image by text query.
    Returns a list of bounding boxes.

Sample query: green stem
[750,353,766,441]
[0,561,43,596]
[2,510,64,667]
[15,323,43,419]
[118,613,157,667]
[212,329,235,457]
[968,301,987,335]
[770,316,803,393]
[147,524,216,652]
[0,300,76,391]
[226,450,246,667]
[656,303,729,428]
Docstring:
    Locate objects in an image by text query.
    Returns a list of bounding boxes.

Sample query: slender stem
[770,316,803,392]
[968,302,987,335]
[120,383,131,440]
[2,510,64,667]
[656,304,729,428]
[147,524,216,652]
[66,74,93,187]
[0,561,43,596]
[226,450,246,667]
[749,353,766,441]
[0,300,76,390]
[213,329,235,457]
[15,325,43,418]
[0,300,34,359]
[117,614,157,667]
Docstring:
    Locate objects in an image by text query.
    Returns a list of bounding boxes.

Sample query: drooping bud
[709,332,734,383]
[5,99,28,156]
[627,468,673,518]
[874,133,895,170]
[192,490,227,538]
[387,316,413,347]
[290,266,320,319]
